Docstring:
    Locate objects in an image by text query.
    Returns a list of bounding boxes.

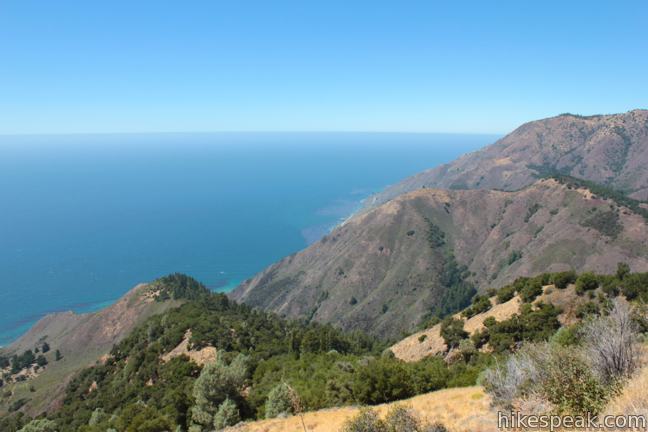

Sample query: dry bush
[481,343,546,408]
[582,298,641,384]
[341,408,386,432]
[341,405,448,432]
[483,342,609,415]
[483,298,644,416]
[383,405,422,432]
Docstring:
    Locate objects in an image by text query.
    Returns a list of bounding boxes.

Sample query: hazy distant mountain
[365,109,648,210]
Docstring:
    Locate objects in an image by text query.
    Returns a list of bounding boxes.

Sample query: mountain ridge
[0,280,188,416]
[231,177,648,339]
[364,109,648,210]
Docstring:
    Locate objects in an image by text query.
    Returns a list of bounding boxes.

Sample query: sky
[1,1,647,135]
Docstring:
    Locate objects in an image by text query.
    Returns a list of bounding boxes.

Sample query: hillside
[225,386,496,432]
[365,109,648,209]
[390,282,586,362]
[3,269,647,431]
[232,178,648,339]
[0,275,198,416]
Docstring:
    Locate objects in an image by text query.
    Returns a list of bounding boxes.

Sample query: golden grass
[225,386,497,432]
[605,348,648,419]
[390,284,585,363]
[390,295,521,362]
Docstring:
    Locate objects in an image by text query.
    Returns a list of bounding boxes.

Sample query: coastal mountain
[0,275,200,416]
[365,109,648,209]
[231,177,648,339]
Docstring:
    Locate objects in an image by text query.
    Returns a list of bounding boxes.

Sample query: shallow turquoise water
[0,132,497,345]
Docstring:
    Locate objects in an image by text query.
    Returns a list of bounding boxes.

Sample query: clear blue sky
[1,1,646,134]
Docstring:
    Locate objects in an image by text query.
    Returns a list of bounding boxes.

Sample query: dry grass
[462,296,522,334]
[605,366,648,419]
[390,284,586,363]
[161,329,217,366]
[225,386,497,432]
[604,346,648,419]
[390,295,521,362]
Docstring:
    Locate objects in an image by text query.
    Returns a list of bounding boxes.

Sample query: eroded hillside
[232,178,648,339]
[366,109,648,208]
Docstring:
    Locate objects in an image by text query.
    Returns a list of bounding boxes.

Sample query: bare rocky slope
[0,283,182,415]
[365,109,648,209]
[231,178,648,339]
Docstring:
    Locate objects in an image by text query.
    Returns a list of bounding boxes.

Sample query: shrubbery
[496,284,516,304]
[480,303,561,353]
[265,383,297,419]
[483,299,642,416]
[9,268,648,431]
[152,273,211,301]
[341,405,448,432]
[189,354,248,430]
[440,318,468,349]
[575,272,599,295]
[551,271,577,289]
[518,278,543,303]
[461,295,492,318]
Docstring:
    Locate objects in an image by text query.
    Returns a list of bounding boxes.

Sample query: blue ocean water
[0,132,497,345]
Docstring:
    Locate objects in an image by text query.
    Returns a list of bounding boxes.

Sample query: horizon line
[0,130,505,138]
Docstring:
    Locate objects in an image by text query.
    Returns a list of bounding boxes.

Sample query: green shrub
[496,285,516,304]
[620,273,648,301]
[550,325,581,347]
[551,271,577,289]
[352,358,415,404]
[542,350,608,415]
[471,329,489,349]
[408,358,450,394]
[519,279,543,303]
[17,419,57,432]
[190,354,248,429]
[461,295,492,318]
[440,318,468,349]
[213,398,240,429]
[575,272,599,295]
[265,383,296,419]
[152,273,211,301]
[599,275,620,297]
[616,263,630,280]
[576,301,600,318]
[485,303,562,353]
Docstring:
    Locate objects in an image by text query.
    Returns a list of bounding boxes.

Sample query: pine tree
[213,398,240,430]
[190,354,248,429]
[265,383,296,419]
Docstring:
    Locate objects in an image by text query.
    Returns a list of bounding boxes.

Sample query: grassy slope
[225,386,496,432]
[391,282,586,362]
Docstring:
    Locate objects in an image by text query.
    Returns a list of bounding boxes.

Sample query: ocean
[0,132,497,345]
